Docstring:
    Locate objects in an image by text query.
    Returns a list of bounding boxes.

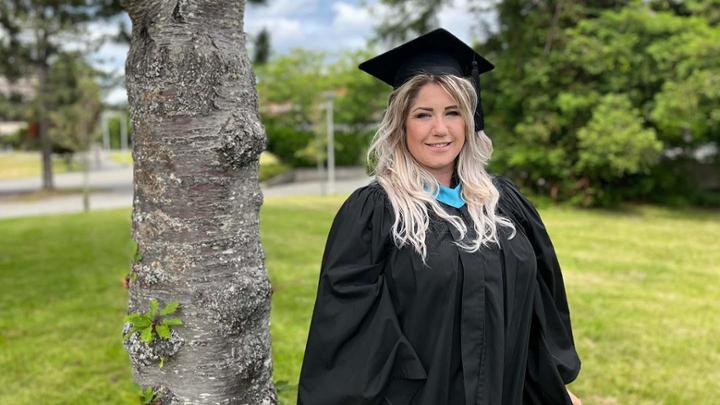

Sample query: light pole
[321,91,336,195]
[101,110,129,152]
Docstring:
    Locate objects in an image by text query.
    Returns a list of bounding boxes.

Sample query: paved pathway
[0,166,371,219]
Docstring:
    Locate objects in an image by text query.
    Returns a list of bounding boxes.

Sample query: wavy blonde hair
[367,74,516,264]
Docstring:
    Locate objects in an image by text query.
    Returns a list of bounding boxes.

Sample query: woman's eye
[415,113,430,119]
[446,110,460,116]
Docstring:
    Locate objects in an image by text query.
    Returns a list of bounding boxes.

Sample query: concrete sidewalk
[0,167,372,219]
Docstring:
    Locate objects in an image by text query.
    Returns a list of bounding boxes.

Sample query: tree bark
[122,1,275,403]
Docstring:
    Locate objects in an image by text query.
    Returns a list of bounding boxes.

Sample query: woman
[297,29,582,405]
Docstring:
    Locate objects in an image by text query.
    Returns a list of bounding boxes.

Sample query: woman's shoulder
[490,173,520,193]
[490,174,535,219]
[344,179,392,208]
[490,173,550,232]
[329,180,394,248]
[334,180,393,222]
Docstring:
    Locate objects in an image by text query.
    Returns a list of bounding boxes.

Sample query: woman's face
[404,82,466,185]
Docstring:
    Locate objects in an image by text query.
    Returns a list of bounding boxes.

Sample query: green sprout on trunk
[140,386,157,404]
[124,299,183,343]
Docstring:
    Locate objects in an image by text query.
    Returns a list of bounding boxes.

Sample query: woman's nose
[431,116,450,136]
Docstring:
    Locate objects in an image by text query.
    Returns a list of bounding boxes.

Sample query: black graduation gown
[297,175,581,405]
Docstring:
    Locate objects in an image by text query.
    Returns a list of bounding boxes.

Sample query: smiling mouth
[426,142,451,149]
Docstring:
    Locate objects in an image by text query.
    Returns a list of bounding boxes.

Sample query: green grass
[0,152,83,179]
[107,151,134,166]
[0,199,718,404]
[0,210,137,403]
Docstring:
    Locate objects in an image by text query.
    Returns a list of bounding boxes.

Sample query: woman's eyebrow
[412,106,433,112]
[412,105,459,112]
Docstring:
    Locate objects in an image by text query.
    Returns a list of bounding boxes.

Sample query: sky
[94,0,494,105]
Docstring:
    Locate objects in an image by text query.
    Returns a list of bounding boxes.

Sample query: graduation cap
[358,28,494,132]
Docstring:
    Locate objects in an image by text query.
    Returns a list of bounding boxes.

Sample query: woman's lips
[426,142,451,151]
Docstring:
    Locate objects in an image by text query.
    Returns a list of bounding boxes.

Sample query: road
[0,166,372,219]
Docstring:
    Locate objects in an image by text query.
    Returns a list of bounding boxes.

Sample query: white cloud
[104,86,128,105]
[92,41,128,73]
[246,0,373,55]
[438,1,476,43]
[327,2,379,50]
[332,2,375,31]
[328,0,495,52]
[441,0,499,43]
[246,16,303,43]
[85,20,122,42]
[256,0,321,17]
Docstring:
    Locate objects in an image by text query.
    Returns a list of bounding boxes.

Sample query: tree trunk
[122,1,275,403]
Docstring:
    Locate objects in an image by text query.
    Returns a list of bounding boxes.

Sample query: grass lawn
[0,152,83,179]
[107,151,134,166]
[0,198,718,404]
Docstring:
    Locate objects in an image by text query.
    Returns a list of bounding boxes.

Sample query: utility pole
[322,91,336,194]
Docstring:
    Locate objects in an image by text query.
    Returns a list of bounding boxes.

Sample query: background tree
[0,0,124,190]
[255,49,387,168]
[255,49,327,166]
[45,51,103,211]
[122,0,276,402]
[374,0,445,44]
[45,52,103,153]
[374,0,719,206]
[253,27,271,65]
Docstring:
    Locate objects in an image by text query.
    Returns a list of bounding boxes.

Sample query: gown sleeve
[297,184,428,405]
[493,176,582,391]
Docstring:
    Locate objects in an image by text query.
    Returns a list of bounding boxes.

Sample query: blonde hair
[367,73,516,264]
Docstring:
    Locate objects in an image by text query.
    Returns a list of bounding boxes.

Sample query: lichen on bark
[123,324,185,367]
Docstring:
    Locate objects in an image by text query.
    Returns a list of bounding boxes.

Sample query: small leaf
[159,301,180,316]
[140,326,154,343]
[159,357,165,368]
[155,323,170,339]
[129,316,151,329]
[125,312,141,322]
[133,242,144,263]
[162,317,183,326]
[126,313,143,321]
[142,387,154,403]
[149,299,160,319]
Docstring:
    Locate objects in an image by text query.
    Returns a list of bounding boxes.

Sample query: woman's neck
[433,172,459,188]
[435,174,451,187]
[429,169,457,188]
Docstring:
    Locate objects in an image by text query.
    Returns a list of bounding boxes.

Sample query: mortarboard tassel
[471,59,484,132]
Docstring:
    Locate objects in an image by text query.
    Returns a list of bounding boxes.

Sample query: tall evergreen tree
[0,0,124,190]
[45,51,103,153]
[253,27,271,65]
